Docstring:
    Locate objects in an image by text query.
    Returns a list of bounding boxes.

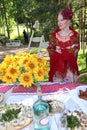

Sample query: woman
[47,8,80,83]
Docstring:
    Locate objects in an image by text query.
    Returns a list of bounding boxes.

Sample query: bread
[79,88,87,100]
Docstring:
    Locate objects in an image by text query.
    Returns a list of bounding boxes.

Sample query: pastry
[79,89,87,100]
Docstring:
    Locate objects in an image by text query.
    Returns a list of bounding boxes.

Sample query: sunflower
[7,65,20,79]
[12,55,21,65]
[0,75,3,80]
[3,55,14,66]
[35,68,45,81]
[36,56,46,65]
[19,72,33,87]
[3,74,16,84]
[0,52,48,88]
[26,60,38,72]
[0,63,7,75]
[42,64,49,75]
[19,57,29,67]
[21,52,31,57]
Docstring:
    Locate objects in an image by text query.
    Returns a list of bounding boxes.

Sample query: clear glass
[60,114,68,130]
[33,85,50,130]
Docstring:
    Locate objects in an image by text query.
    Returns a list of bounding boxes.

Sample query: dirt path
[0,45,49,62]
[0,45,28,62]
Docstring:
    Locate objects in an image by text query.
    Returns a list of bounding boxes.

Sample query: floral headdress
[61,8,73,20]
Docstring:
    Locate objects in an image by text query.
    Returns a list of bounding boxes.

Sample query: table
[0,82,87,130]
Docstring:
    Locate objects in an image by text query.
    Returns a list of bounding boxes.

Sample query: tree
[0,0,86,51]
[0,0,15,39]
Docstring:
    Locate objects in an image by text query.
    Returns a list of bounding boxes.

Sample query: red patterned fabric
[0,83,83,94]
[47,26,80,81]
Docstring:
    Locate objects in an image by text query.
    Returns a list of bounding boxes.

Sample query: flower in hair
[61,8,73,20]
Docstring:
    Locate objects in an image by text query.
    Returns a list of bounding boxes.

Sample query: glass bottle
[33,85,50,130]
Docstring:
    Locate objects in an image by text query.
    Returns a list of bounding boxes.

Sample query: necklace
[59,30,72,36]
[56,31,73,42]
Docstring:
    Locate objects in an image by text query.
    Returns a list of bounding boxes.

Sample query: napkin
[0,87,13,105]
[68,87,87,114]
[49,115,59,130]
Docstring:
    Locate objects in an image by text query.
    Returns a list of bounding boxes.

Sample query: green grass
[78,50,87,73]
[77,50,87,84]
[10,24,27,39]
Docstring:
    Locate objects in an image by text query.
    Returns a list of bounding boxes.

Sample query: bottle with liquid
[33,85,50,130]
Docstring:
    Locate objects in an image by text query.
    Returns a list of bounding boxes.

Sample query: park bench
[6,40,22,47]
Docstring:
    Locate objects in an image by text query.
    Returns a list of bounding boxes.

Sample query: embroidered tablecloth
[0,82,82,94]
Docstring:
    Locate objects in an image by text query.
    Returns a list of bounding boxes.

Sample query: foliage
[0,106,21,122]
[0,0,73,40]
[0,0,87,42]
[78,50,87,71]
[66,111,81,129]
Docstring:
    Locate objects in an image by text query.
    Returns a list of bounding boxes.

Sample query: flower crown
[61,8,73,20]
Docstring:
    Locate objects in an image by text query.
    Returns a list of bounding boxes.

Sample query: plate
[45,99,65,114]
[76,85,87,101]
[65,110,87,128]
[0,103,33,130]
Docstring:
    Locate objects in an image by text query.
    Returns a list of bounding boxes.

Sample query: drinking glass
[60,114,68,130]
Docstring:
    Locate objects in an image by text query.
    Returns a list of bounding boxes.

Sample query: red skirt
[49,49,79,81]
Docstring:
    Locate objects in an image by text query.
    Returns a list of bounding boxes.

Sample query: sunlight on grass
[10,24,30,39]
[78,49,87,71]
[10,25,24,39]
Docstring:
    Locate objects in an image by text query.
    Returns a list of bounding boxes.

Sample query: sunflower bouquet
[0,52,48,87]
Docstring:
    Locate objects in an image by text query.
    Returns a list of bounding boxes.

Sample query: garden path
[0,45,49,62]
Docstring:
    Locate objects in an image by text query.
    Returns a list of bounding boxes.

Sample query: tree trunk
[2,0,10,39]
[16,19,20,40]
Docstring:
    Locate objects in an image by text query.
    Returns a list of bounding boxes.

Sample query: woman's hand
[56,46,62,53]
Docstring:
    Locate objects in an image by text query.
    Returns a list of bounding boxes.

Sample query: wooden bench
[6,40,22,47]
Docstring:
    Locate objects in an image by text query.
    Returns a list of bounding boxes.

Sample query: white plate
[76,85,87,94]
[0,104,33,130]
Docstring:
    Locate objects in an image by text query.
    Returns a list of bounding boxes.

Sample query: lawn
[78,50,87,73]
[77,50,87,84]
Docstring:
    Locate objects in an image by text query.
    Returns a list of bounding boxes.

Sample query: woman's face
[57,13,70,30]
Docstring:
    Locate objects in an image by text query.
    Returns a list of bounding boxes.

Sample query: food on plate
[0,104,33,130]
[79,88,87,100]
[45,99,65,114]
[65,110,87,129]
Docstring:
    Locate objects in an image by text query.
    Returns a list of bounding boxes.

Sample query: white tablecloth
[5,85,87,130]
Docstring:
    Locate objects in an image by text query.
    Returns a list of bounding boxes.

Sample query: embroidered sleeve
[66,33,80,57]
[47,35,56,56]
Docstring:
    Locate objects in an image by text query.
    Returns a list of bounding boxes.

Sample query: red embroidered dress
[47,26,80,82]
